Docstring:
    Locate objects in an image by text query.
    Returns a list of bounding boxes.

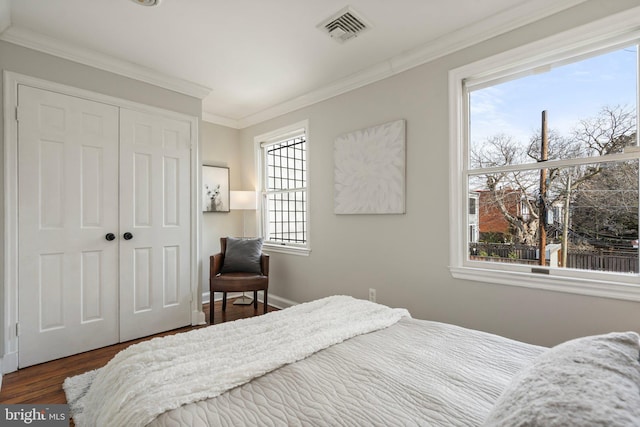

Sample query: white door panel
[18,85,120,368]
[119,109,191,342]
[18,87,193,366]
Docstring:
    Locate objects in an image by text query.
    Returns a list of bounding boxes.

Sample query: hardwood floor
[0,298,275,405]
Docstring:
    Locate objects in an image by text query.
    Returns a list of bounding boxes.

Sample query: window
[257,121,310,255]
[468,193,479,243]
[449,15,640,301]
[469,196,477,215]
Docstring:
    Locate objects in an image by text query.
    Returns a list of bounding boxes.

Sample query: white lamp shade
[230,191,257,210]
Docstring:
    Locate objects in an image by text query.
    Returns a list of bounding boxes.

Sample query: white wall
[0,0,9,33]
[238,0,640,347]
[200,121,244,302]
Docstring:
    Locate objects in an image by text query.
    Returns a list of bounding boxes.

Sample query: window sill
[449,265,640,302]
[263,243,310,256]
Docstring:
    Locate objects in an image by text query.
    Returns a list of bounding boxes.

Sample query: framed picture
[203,165,230,212]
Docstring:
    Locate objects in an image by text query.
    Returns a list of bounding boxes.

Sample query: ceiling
[0,0,585,128]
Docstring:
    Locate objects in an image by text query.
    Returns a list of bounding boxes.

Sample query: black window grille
[264,136,307,244]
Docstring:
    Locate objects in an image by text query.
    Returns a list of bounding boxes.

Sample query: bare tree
[573,105,635,156]
[553,106,636,245]
[471,134,540,244]
[471,105,637,247]
[571,149,638,243]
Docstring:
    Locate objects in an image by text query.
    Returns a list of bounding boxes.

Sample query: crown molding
[389,0,590,75]
[0,26,212,100]
[228,0,587,129]
[0,0,586,127]
[201,110,242,129]
[235,60,393,128]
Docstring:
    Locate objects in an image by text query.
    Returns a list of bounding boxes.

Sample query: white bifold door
[17,85,192,368]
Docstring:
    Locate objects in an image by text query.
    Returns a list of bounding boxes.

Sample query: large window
[449,16,640,301]
[257,121,309,254]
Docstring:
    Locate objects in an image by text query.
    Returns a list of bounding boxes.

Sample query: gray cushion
[221,237,264,274]
[483,331,640,427]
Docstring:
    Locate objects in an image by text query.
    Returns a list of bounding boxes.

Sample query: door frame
[2,71,204,373]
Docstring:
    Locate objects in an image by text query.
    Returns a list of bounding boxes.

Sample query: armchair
[209,237,269,324]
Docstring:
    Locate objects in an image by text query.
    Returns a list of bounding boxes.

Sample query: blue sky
[470,45,638,146]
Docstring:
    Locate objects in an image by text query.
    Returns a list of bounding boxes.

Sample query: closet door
[18,85,120,368]
[119,109,192,342]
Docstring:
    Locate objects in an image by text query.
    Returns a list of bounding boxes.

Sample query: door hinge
[15,106,24,122]
[16,322,20,337]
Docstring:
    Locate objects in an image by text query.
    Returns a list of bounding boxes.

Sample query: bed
[64,296,640,427]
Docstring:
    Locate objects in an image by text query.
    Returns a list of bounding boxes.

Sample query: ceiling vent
[317,6,371,44]
[129,0,161,6]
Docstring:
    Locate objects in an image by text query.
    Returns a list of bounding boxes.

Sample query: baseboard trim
[192,310,206,326]
[2,351,18,374]
[263,294,298,310]
[201,291,298,310]
[202,291,244,304]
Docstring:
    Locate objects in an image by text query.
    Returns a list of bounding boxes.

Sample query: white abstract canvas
[334,119,406,214]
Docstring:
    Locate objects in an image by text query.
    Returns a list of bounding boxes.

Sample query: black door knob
[105,233,116,241]
[123,232,133,240]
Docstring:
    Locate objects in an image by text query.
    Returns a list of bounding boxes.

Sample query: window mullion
[467,151,640,176]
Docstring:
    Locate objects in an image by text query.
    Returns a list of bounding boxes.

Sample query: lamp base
[233,295,254,305]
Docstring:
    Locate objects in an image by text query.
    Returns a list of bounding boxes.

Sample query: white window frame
[255,120,311,256]
[448,8,640,302]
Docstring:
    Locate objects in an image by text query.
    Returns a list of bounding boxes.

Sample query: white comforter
[64,296,409,426]
[150,316,545,427]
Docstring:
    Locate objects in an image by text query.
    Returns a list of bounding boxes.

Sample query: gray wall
[200,121,243,300]
[0,40,202,356]
[239,0,640,347]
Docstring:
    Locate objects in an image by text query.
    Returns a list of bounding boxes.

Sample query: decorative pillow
[483,331,640,426]
[221,237,264,274]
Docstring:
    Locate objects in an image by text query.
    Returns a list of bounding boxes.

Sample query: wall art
[203,165,230,212]
[334,119,406,214]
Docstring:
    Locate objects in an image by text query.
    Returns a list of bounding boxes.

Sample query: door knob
[123,232,133,240]
[105,233,116,241]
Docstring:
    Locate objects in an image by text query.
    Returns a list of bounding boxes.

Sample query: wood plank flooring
[0,299,275,405]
